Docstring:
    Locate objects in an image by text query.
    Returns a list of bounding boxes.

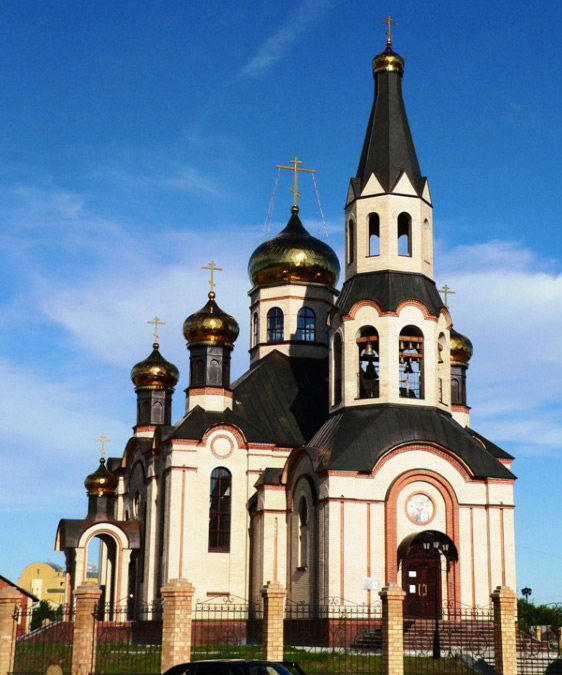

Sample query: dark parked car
[163,660,306,675]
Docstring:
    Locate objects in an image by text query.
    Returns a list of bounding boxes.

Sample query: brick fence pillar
[0,587,20,675]
[380,584,405,675]
[71,583,101,675]
[261,581,286,662]
[161,579,195,674]
[491,586,517,675]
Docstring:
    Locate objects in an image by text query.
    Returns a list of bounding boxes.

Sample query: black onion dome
[183,292,239,348]
[131,343,179,389]
[450,328,473,365]
[84,458,119,497]
[248,206,340,287]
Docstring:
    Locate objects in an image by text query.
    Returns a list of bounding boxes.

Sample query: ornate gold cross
[439,284,456,308]
[381,15,397,47]
[96,434,111,459]
[202,261,223,293]
[147,315,166,343]
[276,155,316,207]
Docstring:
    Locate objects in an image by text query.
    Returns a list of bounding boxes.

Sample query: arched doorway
[398,530,458,618]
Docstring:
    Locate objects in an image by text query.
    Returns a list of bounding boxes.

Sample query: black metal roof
[306,404,515,479]
[356,61,425,196]
[336,271,445,316]
[170,351,330,447]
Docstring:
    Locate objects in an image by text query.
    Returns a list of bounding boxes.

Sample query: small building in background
[17,562,66,608]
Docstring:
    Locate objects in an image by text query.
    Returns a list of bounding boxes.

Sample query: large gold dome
[131,344,179,389]
[248,206,340,287]
[450,328,473,365]
[84,458,119,497]
[183,292,240,347]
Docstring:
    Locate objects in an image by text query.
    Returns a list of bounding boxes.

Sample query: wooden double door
[402,551,441,618]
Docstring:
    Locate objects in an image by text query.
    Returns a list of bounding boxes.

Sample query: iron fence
[192,596,263,660]
[93,601,162,675]
[516,628,562,675]
[284,598,383,675]
[11,604,74,675]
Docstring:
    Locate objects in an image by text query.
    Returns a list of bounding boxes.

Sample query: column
[261,581,286,661]
[71,583,102,675]
[0,588,20,675]
[380,584,405,675]
[491,586,517,675]
[161,579,195,674]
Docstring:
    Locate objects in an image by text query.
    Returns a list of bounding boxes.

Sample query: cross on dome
[202,261,223,294]
[276,155,316,208]
[96,434,111,459]
[147,315,166,343]
[381,15,397,47]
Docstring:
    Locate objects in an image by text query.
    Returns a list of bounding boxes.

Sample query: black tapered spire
[356,44,424,195]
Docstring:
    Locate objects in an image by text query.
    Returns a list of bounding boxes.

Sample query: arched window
[398,212,412,257]
[192,359,205,386]
[333,333,343,405]
[209,358,221,385]
[297,307,316,342]
[267,307,284,342]
[356,326,379,399]
[369,213,380,256]
[437,332,447,404]
[347,219,355,264]
[252,312,259,347]
[209,468,231,552]
[298,496,308,568]
[399,326,424,398]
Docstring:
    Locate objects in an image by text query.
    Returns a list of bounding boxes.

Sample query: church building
[56,35,516,618]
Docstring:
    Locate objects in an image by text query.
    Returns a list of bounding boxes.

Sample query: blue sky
[1,0,561,605]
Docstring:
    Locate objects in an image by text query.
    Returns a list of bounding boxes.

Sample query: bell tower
[330,34,451,412]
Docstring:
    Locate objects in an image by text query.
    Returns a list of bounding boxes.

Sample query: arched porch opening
[398,530,458,619]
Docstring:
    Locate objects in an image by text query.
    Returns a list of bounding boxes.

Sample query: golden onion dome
[450,328,474,366]
[130,343,179,390]
[373,44,404,75]
[183,292,240,347]
[84,458,118,497]
[248,206,340,287]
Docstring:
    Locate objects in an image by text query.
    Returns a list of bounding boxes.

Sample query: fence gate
[192,597,263,660]
[93,602,162,675]
[12,605,74,675]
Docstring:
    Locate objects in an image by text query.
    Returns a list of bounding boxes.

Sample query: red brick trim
[189,387,233,398]
[345,299,383,320]
[201,423,246,448]
[374,443,473,480]
[451,404,471,413]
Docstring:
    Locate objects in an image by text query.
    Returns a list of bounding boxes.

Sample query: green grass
[13,644,72,675]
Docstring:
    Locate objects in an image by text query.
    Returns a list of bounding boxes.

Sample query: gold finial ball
[130,344,179,389]
[373,45,404,75]
[84,457,119,497]
[450,328,473,365]
[248,209,340,287]
[183,293,240,347]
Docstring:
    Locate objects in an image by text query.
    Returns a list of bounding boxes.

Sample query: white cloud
[239,0,337,78]
[436,239,562,456]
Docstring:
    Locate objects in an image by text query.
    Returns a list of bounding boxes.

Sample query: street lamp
[422,538,450,659]
[522,587,532,603]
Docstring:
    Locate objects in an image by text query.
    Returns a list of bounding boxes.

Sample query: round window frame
[405,491,435,525]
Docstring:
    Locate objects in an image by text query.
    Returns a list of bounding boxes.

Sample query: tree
[30,600,57,631]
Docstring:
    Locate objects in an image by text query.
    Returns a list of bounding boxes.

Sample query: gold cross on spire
[439,284,456,308]
[381,15,397,47]
[276,155,316,208]
[147,315,166,343]
[96,434,111,459]
[202,261,223,294]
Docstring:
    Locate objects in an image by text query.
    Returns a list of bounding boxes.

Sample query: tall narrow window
[267,307,284,342]
[347,219,355,264]
[369,213,380,256]
[398,212,412,257]
[357,326,380,399]
[399,326,424,398]
[298,496,308,568]
[297,307,316,342]
[252,312,259,347]
[209,468,231,552]
[333,333,343,405]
